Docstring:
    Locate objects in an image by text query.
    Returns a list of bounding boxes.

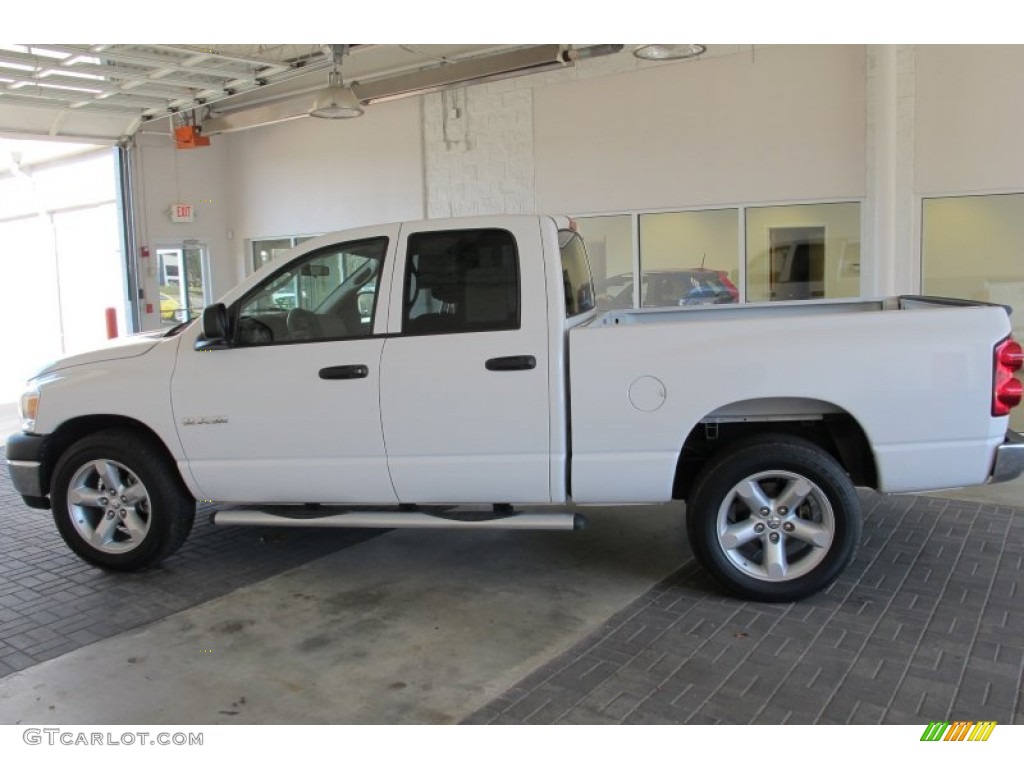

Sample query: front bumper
[5,432,49,507]
[991,429,1024,484]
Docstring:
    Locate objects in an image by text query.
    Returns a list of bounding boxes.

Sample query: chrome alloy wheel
[715,470,835,582]
[66,459,152,554]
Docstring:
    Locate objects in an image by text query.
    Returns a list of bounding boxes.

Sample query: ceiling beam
[149,44,310,71]
[0,91,144,116]
[358,44,568,104]
[43,45,277,80]
[202,45,571,135]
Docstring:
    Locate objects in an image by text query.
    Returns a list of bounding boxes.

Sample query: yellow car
[160,292,181,321]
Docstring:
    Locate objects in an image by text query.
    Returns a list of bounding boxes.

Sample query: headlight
[19,386,39,433]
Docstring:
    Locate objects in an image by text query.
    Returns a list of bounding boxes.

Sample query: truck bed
[568,295,1011,502]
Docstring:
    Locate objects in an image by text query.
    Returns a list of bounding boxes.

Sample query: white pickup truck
[7,214,1024,601]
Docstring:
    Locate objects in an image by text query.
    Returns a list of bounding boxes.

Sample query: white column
[864,44,917,298]
[893,46,919,295]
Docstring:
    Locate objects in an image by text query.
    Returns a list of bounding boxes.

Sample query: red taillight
[993,337,1023,416]
[999,339,1023,370]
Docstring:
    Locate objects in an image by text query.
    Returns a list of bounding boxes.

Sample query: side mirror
[195,303,232,350]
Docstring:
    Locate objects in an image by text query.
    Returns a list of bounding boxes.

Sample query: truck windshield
[558,230,596,317]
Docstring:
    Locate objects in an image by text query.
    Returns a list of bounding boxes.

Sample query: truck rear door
[378,218,552,503]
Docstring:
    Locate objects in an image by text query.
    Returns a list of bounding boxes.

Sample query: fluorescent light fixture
[36,81,104,94]
[633,44,706,61]
[59,69,105,81]
[0,44,68,59]
[0,60,38,72]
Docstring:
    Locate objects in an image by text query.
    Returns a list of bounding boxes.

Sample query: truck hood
[34,331,168,376]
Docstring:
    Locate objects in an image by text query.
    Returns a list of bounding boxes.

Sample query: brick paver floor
[464,491,1024,725]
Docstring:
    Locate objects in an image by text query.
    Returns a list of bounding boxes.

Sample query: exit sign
[171,203,194,222]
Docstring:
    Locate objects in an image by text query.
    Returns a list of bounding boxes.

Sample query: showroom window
[573,215,633,310]
[402,228,519,335]
[640,209,740,307]
[251,234,318,273]
[577,201,861,309]
[922,193,1024,431]
[745,202,861,303]
[922,193,1024,328]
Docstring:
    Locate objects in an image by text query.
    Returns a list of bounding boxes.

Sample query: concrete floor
[0,504,686,724]
[925,475,1024,507]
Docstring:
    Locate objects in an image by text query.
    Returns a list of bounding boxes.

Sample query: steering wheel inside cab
[286,307,321,340]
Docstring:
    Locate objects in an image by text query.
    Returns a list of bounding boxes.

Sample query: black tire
[686,434,861,602]
[50,429,195,571]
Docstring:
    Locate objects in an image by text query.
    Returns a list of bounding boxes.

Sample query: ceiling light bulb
[633,44,706,61]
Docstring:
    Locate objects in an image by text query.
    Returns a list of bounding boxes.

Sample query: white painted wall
[133,134,232,330]
[534,45,866,214]
[916,45,1024,195]
[418,46,866,222]
[224,97,423,275]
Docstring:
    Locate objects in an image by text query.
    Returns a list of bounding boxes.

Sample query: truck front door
[379,220,552,503]
[171,231,398,503]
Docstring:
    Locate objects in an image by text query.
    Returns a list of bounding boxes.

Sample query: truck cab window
[234,237,388,345]
[558,230,596,317]
[403,229,520,335]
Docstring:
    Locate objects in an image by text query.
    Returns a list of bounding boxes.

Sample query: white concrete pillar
[864,44,917,298]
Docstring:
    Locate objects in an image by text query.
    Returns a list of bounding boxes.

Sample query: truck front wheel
[50,429,195,571]
[686,434,861,602]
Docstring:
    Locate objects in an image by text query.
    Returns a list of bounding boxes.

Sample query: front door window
[234,237,387,345]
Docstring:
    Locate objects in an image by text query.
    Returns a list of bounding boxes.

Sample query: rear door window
[403,229,520,335]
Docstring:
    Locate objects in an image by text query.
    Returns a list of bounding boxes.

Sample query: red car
[598,269,739,308]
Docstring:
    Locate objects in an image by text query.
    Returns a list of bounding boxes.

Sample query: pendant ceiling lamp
[309,44,364,119]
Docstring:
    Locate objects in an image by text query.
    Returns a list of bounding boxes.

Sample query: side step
[211,508,587,531]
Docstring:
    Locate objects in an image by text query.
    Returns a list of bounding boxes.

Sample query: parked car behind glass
[598,269,739,309]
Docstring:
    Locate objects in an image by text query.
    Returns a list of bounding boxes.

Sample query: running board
[211,509,586,531]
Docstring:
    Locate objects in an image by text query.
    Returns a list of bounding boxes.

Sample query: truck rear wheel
[686,434,861,602]
[51,429,195,571]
